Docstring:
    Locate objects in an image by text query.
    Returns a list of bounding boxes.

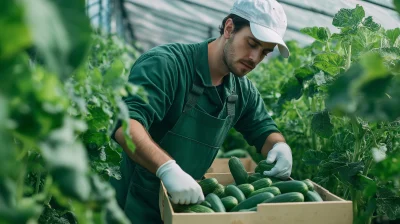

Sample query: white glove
[263,142,293,179]
[156,160,204,205]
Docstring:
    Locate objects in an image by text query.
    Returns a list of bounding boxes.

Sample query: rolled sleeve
[111,53,177,140]
[234,87,280,153]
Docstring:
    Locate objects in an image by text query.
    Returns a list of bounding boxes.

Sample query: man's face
[223,26,277,77]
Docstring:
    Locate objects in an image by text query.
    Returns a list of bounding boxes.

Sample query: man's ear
[223,18,234,39]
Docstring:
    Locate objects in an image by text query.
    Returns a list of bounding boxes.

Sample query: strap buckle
[227,94,238,103]
[190,84,204,96]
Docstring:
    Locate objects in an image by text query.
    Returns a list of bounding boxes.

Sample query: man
[110,0,293,223]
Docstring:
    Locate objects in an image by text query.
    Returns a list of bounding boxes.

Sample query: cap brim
[250,22,290,58]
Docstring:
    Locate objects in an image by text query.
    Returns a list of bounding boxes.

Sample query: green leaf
[352,174,377,198]
[105,200,130,224]
[277,77,303,104]
[373,150,400,182]
[122,121,136,153]
[22,0,92,79]
[376,187,400,220]
[302,150,328,166]
[395,0,400,15]
[371,48,400,67]
[82,130,108,151]
[320,159,364,183]
[39,118,88,173]
[325,64,360,115]
[362,16,380,32]
[311,111,334,138]
[53,168,91,202]
[88,175,115,206]
[90,145,122,180]
[304,82,319,98]
[355,53,390,98]
[351,28,383,59]
[332,5,365,28]
[0,1,31,60]
[294,65,319,82]
[337,162,365,183]
[386,28,400,47]
[313,52,345,75]
[300,27,331,42]
[0,197,43,223]
[103,60,126,88]
[87,105,113,131]
[0,178,17,207]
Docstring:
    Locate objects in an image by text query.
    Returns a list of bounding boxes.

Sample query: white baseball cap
[230,0,290,58]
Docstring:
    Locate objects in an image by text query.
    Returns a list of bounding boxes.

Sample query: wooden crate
[207,157,257,173]
[159,173,353,224]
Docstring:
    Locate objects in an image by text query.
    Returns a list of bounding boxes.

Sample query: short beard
[222,35,241,77]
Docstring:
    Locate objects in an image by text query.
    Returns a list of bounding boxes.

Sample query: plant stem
[346,44,352,70]
[17,163,26,203]
[352,188,359,223]
[351,116,360,162]
[35,172,41,194]
[311,98,318,150]
[326,41,331,52]
[343,186,350,200]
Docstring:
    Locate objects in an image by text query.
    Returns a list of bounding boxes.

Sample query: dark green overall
[111,82,237,223]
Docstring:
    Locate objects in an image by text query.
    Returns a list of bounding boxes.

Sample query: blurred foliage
[0,0,145,223]
[224,4,400,224]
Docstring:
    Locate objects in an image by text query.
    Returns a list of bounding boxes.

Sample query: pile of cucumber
[173,157,323,213]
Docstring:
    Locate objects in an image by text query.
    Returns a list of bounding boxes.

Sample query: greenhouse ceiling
[87,0,400,54]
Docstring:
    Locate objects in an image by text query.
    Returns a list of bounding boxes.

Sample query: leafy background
[0,1,399,224]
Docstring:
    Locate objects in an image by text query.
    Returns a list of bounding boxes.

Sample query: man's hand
[156,160,204,205]
[263,142,293,179]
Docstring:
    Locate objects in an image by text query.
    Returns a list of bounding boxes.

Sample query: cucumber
[225,185,246,203]
[222,149,248,158]
[272,180,309,195]
[269,176,284,183]
[216,149,224,158]
[199,178,219,195]
[239,207,257,212]
[305,190,323,202]
[302,179,314,191]
[263,192,304,203]
[200,200,212,208]
[254,160,275,174]
[248,186,281,197]
[247,173,264,183]
[205,193,226,212]
[230,192,274,212]
[251,178,272,190]
[212,184,225,198]
[221,196,238,212]
[237,184,254,197]
[182,204,215,213]
[229,157,248,185]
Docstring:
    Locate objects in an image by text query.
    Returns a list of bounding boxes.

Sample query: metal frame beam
[277,0,335,17]
[120,0,136,41]
[362,0,396,11]
[178,0,304,35]
[124,1,212,32]
[86,0,100,9]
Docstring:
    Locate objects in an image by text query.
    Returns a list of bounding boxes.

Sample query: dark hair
[219,14,250,35]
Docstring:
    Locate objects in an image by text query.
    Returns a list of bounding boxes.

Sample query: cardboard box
[207,157,257,173]
[159,173,353,224]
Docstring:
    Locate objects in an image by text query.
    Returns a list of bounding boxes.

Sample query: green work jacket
[110,38,280,224]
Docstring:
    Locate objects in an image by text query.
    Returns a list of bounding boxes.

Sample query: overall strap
[226,77,238,117]
[183,83,204,113]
